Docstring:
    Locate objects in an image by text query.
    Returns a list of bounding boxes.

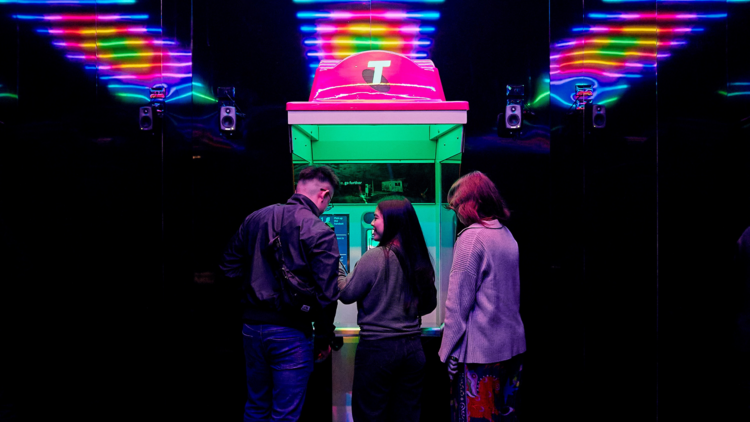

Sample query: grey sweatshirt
[438,220,526,364]
[338,247,437,340]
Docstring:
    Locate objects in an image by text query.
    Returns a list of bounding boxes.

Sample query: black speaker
[505,104,522,129]
[586,103,606,128]
[139,106,153,131]
[220,106,236,131]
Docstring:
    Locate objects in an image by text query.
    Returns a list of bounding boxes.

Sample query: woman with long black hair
[338,195,437,422]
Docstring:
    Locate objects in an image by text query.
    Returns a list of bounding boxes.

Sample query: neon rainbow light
[306,51,428,58]
[303,38,432,46]
[100,73,192,80]
[54,40,176,48]
[571,26,703,33]
[557,60,656,68]
[296,11,440,20]
[88,63,192,70]
[550,50,670,59]
[13,14,149,20]
[555,38,686,47]
[588,13,727,19]
[551,68,643,78]
[300,24,435,34]
[37,27,162,35]
[67,52,191,59]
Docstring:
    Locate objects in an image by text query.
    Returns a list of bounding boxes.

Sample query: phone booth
[287,50,468,421]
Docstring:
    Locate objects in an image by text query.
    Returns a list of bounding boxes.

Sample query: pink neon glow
[549,50,670,59]
[593,14,724,20]
[96,63,192,70]
[54,40,174,48]
[24,15,147,21]
[307,51,427,58]
[557,60,655,68]
[68,52,191,60]
[43,27,158,35]
[304,24,425,34]
[300,10,435,20]
[578,26,699,33]
[555,39,685,48]
[550,68,636,78]
[103,73,192,80]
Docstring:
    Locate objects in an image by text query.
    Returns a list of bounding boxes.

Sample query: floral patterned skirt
[450,353,524,422]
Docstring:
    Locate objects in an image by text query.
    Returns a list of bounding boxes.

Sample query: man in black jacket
[221,165,341,421]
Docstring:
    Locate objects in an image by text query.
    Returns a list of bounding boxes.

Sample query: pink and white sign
[287,50,468,113]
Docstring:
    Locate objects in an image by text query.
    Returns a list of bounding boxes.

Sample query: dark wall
[1,1,749,422]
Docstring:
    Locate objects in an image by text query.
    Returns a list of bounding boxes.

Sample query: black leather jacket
[221,194,340,341]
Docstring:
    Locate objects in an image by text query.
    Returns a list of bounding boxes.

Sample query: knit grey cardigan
[438,220,526,364]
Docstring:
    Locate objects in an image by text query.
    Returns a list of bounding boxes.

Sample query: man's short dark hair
[298,165,340,192]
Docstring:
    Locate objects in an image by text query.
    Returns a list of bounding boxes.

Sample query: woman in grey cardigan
[338,195,437,422]
[439,171,526,422]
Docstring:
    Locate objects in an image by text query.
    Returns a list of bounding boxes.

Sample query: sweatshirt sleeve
[438,232,482,362]
[338,249,383,305]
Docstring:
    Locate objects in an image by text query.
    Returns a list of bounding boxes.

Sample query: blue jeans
[352,334,426,422]
[242,324,314,422]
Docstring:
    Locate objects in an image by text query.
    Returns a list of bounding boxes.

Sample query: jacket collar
[287,193,322,217]
[457,219,503,237]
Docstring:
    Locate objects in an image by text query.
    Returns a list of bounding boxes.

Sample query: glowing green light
[0,93,18,99]
[115,93,150,101]
[532,91,550,105]
[165,91,218,103]
[718,90,728,96]
[193,92,217,102]
[598,97,619,105]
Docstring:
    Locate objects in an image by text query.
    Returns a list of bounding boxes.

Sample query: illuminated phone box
[287,50,467,422]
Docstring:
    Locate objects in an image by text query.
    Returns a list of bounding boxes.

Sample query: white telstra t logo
[367,60,391,84]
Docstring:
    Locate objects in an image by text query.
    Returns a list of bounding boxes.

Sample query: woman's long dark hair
[376,196,435,313]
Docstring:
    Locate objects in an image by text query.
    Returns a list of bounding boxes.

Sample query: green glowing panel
[434,125,463,163]
[290,125,316,163]
[314,125,434,161]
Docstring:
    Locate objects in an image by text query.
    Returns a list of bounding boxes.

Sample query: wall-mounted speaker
[220,106,236,131]
[505,104,522,129]
[586,103,606,129]
[139,106,153,131]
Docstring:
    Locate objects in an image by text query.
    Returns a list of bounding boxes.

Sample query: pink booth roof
[286,50,469,112]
